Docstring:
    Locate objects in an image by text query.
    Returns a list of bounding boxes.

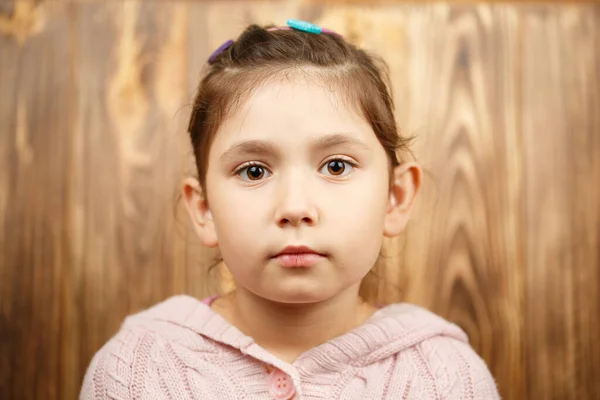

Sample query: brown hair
[187,24,412,304]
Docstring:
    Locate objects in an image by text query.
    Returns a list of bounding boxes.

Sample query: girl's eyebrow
[219,140,279,162]
[219,133,369,162]
[313,133,370,152]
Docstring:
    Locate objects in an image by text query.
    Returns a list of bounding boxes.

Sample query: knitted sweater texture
[80,295,500,399]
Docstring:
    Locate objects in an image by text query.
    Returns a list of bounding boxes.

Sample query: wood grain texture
[0,2,73,398]
[67,3,207,397]
[1,1,599,399]
[521,5,600,399]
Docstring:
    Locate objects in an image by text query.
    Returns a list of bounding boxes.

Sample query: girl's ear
[383,162,422,237]
[182,177,219,248]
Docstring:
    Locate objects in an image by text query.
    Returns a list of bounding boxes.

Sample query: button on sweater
[80,295,500,399]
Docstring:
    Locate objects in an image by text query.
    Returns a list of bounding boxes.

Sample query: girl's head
[183,22,421,305]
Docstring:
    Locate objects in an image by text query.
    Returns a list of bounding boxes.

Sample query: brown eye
[237,164,271,182]
[327,160,345,175]
[319,158,355,177]
[246,166,265,180]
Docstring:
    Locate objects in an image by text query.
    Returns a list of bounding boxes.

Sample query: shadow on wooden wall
[0,1,598,399]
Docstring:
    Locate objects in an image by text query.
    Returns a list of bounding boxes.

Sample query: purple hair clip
[208,39,234,64]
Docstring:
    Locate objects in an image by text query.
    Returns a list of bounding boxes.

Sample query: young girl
[81,20,500,399]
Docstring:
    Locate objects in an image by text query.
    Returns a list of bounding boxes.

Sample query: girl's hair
[187,23,412,304]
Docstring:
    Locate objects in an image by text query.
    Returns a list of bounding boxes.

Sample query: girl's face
[186,77,419,304]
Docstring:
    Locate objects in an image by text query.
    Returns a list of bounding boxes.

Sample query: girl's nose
[277,207,317,227]
[274,175,319,228]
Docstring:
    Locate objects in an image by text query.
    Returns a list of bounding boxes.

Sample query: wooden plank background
[0,1,598,399]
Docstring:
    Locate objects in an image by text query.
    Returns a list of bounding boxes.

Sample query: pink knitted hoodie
[80,295,500,399]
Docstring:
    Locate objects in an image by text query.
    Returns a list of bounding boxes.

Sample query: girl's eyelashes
[318,157,357,177]
[234,162,272,182]
[233,156,358,183]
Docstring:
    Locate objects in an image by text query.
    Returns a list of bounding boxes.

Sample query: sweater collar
[139,295,468,374]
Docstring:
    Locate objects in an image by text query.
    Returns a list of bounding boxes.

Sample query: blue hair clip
[286,19,322,34]
[208,39,234,64]
[208,21,340,64]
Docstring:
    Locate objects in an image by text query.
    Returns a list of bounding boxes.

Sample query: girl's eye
[236,164,271,182]
[319,159,355,177]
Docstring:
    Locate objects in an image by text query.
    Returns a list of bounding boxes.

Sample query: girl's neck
[211,286,378,364]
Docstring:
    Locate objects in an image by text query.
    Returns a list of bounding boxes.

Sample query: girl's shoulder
[79,295,224,399]
[367,302,500,399]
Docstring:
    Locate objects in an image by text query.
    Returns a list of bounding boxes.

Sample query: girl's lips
[274,253,325,268]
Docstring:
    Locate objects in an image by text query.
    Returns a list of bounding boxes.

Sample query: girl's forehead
[213,80,375,147]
